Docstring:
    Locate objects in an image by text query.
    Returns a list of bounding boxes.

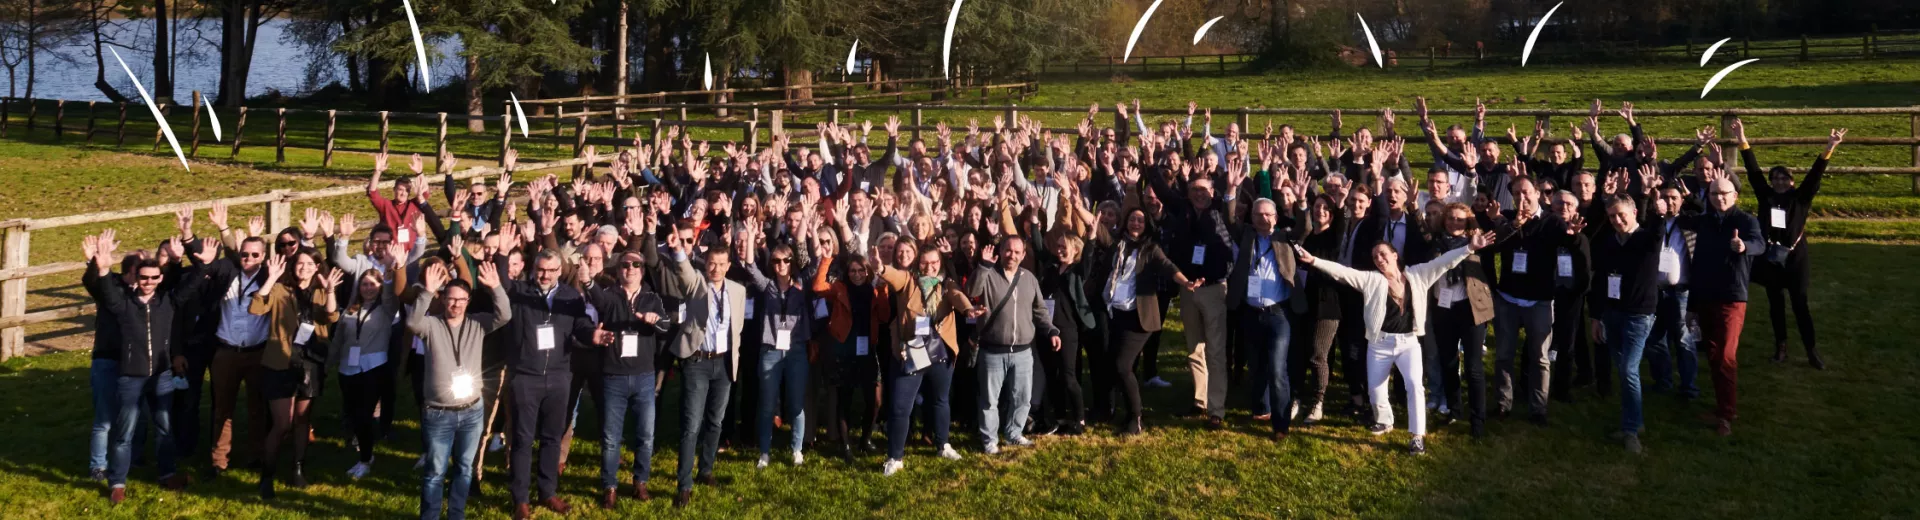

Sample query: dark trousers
[1289,318,1338,409]
[677,356,731,493]
[1140,290,1174,381]
[1084,318,1113,423]
[885,355,954,459]
[1761,247,1816,354]
[340,365,392,463]
[827,353,880,447]
[1107,312,1154,428]
[724,337,762,446]
[1430,305,1488,425]
[1551,293,1597,399]
[1241,309,1293,433]
[1647,287,1699,398]
[208,346,267,470]
[508,371,570,505]
[171,346,214,457]
[1036,320,1086,428]
[1337,317,1369,405]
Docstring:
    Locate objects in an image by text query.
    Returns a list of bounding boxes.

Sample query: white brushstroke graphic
[201,91,222,142]
[702,53,713,90]
[846,39,860,73]
[942,0,964,79]
[1123,0,1165,63]
[1700,37,1732,67]
[1700,58,1760,99]
[402,0,431,91]
[1521,1,1564,67]
[510,92,530,138]
[108,47,188,171]
[1192,16,1225,45]
[1356,14,1383,68]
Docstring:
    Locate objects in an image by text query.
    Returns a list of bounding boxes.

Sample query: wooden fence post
[28,98,38,133]
[1238,108,1251,138]
[553,104,564,149]
[1911,111,1919,195]
[677,103,688,121]
[1863,32,1872,58]
[1218,54,1226,72]
[322,110,337,167]
[116,103,127,146]
[1742,38,1750,58]
[230,107,248,159]
[745,120,758,153]
[0,97,9,138]
[266,190,292,242]
[84,101,96,144]
[1427,47,1436,70]
[572,116,588,179]
[1801,35,1810,61]
[188,91,202,156]
[1,220,30,361]
[152,104,166,151]
[499,100,513,167]
[378,111,391,155]
[1004,104,1017,128]
[911,108,924,141]
[435,112,449,161]
[1720,114,1737,152]
[52,100,64,142]
[267,107,280,162]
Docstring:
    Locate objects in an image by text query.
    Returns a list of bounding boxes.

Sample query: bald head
[1707,178,1739,212]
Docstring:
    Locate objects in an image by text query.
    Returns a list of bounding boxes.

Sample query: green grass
[2,240,1916,518]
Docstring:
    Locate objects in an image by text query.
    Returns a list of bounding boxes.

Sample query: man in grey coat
[967,235,1061,455]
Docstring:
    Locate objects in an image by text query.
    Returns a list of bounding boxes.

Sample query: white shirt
[215,271,269,347]
[1662,219,1689,286]
[703,282,730,354]
[1106,248,1141,311]
[1245,236,1286,308]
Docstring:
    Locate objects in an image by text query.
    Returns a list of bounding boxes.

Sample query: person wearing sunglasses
[733,226,815,469]
[194,201,276,481]
[84,231,215,504]
[584,251,670,508]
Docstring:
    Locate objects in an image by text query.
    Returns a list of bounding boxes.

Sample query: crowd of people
[80,97,1841,518]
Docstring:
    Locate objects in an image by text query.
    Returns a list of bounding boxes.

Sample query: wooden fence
[2,98,1918,358]
[1040,29,1920,75]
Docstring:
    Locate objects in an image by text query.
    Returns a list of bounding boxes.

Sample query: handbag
[967,271,1026,369]
[1763,233,1801,268]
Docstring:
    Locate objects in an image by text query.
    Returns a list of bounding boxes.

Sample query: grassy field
[1,239,1916,519]
[2,58,1919,518]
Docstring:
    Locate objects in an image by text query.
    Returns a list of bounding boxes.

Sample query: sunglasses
[241,252,264,258]
[137,275,163,281]
[771,257,794,264]
[619,261,645,269]
[277,241,298,249]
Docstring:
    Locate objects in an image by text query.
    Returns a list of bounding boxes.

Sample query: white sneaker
[938,444,963,460]
[347,462,370,480]
[1145,377,1172,388]
[1307,403,1324,422]
[1289,400,1301,420]
[982,443,1000,455]
[756,455,770,469]
[792,452,805,466]
[881,459,904,476]
[487,434,506,453]
[1008,436,1034,448]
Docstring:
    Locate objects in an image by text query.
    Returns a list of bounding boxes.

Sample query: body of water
[9,18,465,103]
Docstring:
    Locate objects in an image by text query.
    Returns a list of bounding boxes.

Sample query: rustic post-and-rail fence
[3,89,1920,358]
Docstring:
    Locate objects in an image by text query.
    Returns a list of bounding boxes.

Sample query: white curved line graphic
[201,91,222,142]
[1356,14,1383,68]
[703,52,713,90]
[846,39,860,73]
[402,0,431,91]
[1700,58,1760,99]
[1700,37,1732,67]
[1192,16,1225,46]
[509,92,530,138]
[942,0,964,79]
[1123,0,1165,63]
[1521,2,1564,67]
[108,47,188,171]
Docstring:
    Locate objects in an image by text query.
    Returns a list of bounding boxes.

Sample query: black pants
[1430,305,1488,425]
[171,345,214,457]
[509,371,570,505]
[1140,290,1174,382]
[1288,318,1338,409]
[1337,314,1369,405]
[829,353,880,446]
[1761,245,1816,355]
[1107,312,1154,428]
[339,364,392,463]
[725,334,763,446]
[1550,294,1596,398]
[1037,320,1087,428]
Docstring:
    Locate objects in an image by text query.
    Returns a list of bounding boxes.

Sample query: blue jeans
[886,355,954,460]
[89,358,120,472]
[678,356,731,493]
[109,372,175,487]
[601,373,658,490]
[1603,310,1655,434]
[420,399,484,520]
[1647,287,1699,398]
[756,347,809,457]
[977,347,1034,448]
[1242,310,1294,432]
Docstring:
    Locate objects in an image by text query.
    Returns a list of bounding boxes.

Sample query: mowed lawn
[0,240,1915,519]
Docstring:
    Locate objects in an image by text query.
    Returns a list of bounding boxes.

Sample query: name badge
[1436,286,1460,308]
[745,298,757,319]
[1512,251,1529,274]
[348,346,363,367]
[859,180,871,192]
[621,332,639,358]
[1191,245,1206,265]
[397,227,413,245]
[1556,253,1573,278]
[294,321,316,345]
[451,372,475,400]
[536,324,556,351]
[1297,268,1309,286]
[813,299,830,319]
[855,336,870,356]
[413,337,425,355]
[914,316,932,336]
[1607,274,1623,300]
[907,345,932,371]
[1043,298,1057,317]
[1769,207,1787,229]
[774,329,793,351]
[678,303,688,323]
[1659,247,1681,276]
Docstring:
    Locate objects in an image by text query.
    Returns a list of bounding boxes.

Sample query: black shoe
[699,474,718,488]
[1528,413,1549,426]
[1058,422,1085,436]
[257,473,275,500]
[1807,351,1826,370]
[89,468,107,482]
[1408,437,1428,455]
[1471,420,1488,438]
[1437,412,1458,427]
[289,462,308,488]
[203,465,224,482]
[673,489,691,508]
[1772,342,1788,362]
[1206,417,1225,430]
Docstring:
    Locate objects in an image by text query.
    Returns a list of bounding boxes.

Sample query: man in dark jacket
[495,249,604,518]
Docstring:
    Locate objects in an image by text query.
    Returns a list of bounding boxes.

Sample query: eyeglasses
[137,275,163,281]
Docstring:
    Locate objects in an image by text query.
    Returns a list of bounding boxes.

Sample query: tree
[0,0,84,100]
[341,0,598,123]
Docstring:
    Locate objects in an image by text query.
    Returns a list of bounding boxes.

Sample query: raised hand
[1828,128,1848,150]
[173,207,194,238]
[247,216,265,238]
[339,213,358,238]
[82,234,100,266]
[1617,101,1636,125]
[161,235,183,261]
[99,229,120,261]
[1589,99,1603,118]
[885,115,901,137]
[503,148,518,172]
[1728,117,1747,146]
[317,210,336,239]
[300,207,321,239]
[408,153,425,175]
[319,267,345,291]
[423,262,449,293]
[476,260,502,288]
[1468,230,1496,250]
[1565,213,1588,235]
[438,150,459,175]
[209,201,230,232]
[264,254,288,283]
[373,152,390,175]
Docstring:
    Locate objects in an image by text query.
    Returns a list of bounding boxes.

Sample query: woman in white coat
[1294,230,1494,454]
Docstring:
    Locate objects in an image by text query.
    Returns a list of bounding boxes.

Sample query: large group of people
[81,97,1840,517]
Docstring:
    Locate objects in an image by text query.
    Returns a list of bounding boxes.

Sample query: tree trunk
[614,0,628,101]
[465,53,483,132]
[784,67,813,104]
[215,0,240,105]
[343,17,362,93]
[88,0,127,103]
[152,0,172,102]
[24,0,37,101]
[230,0,262,107]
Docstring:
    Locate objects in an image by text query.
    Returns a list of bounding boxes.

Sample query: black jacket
[585,285,671,376]
[1678,208,1765,303]
[86,263,207,377]
[496,277,599,376]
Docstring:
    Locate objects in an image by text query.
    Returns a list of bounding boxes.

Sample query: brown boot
[541,496,572,515]
[512,503,531,520]
[631,482,650,501]
[601,488,617,510]
[673,489,692,508]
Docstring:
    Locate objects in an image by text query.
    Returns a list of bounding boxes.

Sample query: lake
[9,18,466,103]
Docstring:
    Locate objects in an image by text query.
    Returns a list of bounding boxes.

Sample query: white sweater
[1307,245,1475,343]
